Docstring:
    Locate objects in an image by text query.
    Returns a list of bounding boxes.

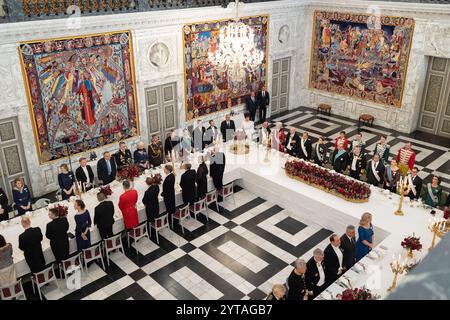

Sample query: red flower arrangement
[284,159,371,202]
[99,185,113,197]
[54,204,68,217]
[117,164,140,181]
[444,208,449,220]
[401,235,422,252]
[336,288,380,300]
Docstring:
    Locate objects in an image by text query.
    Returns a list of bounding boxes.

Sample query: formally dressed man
[324,234,344,285]
[97,151,117,185]
[220,114,236,142]
[204,120,219,147]
[18,216,46,274]
[287,259,311,301]
[94,192,115,239]
[45,208,69,263]
[258,121,271,145]
[115,141,133,170]
[332,143,350,173]
[349,132,366,155]
[246,92,258,122]
[312,136,328,166]
[334,131,349,151]
[180,163,197,205]
[164,129,180,158]
[374,135,390,165]
[192,120,206,152]
[257,85,270,122]
[305,248,327,299]
[298,132,312,161]
[75,157,95,191]
[407,167,423,200]
[284,127,300,157]
[349,145,366,180]
[340,225,357,270]
[162,164,176,217]
[148,135,164,168]
[210,146,226,191]
[397,142,416,171]
[366,153,385,187]
[0,187,9,222]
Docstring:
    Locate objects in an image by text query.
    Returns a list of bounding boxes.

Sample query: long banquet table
[1,141,444,299]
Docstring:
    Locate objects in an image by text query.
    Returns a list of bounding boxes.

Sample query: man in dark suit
[180,163,197,205]
[75,157,95,191]
[246,92,258,122]
[340,225,357,270]
[408,167,423,200]
[324,234,344,285]
[366,153,385,187]
[284,127,300,157]
[19,216,46,274]
[94,191,115,239]
[287,259,310,300]
[220,114,236,142]
[305,248,327,299]
[298,132,313,160]
[332,143,350,173]
[162,164,176,217]
[45,208,69,264]
[257,85,270,123]
[204,120,219,147]
[97,151,117,185]
[210,146,226,191]
[192,120,206,152]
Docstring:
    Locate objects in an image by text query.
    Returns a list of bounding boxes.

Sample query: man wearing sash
[334,131,349,151]
[312,136,328,167]
[284,127,300,157]
[374,135,390,165]
[397,142,416,171]
[421,176,443,208]
[407,167,422,200]
[332,143,349,173]
[349,145,366,180]
[366,153,385,186]
[298,131,312,161]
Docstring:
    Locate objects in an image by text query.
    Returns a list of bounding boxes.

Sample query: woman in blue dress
[356,212,374,262]
[74,199,92,252]
[58,164,75,200]
[12,178,32,216]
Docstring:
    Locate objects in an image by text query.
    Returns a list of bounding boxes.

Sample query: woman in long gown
[421,175,443,208]
[271,122,286,152]
[356,212,374,261]
[240,112,255,141]
[74,199,92,252]
[383,159,400,192]
[58,164,75,200]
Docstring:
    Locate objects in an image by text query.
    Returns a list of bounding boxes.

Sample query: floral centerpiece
[99,185,113,197]
[401,234,422,258]
[284,159,371,202]
[336,287,380,300]
[117,164,141,181]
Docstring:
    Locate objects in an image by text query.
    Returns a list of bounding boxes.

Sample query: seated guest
[366,153,385,187]
[284,127,299,157]
[421,175,443,208]
[349,145,366,180]
[97,151,117,185]
[374,135,390,165]
[210,146,226,191]
[74,200,92,252]
[94,192,115,239]
[45,208,69,263]
[0,234,16,287]
[148,135,164,168]
[12,178,32,217]
[196,156,208,200]
[298,131,312,161]
[192,120,206,152]
[383,159,400,192]
[0,187,9,221]
[180,163,197,205]
[266,284,286,301]
[115,141,133,170]
[246,91,258,122]
[205,120,219,147]
[340,225,357,270]
[133,141,149,170]
[258,121,271,146]
[142,176,161,223]
[334,131,349,151]
[164,129,180,158]
[356,212,374,262]
[397,142,416,171]
[332,143,349,174]
[58,164,75,200]
[407,167,422,200]
[220,114,236,142]
[305,248,326,299]
[118,180,139,230]
[75,157,95,191]
[350,132,366,155]
[312,136,328,167]
[240,112,255,140]
[19,216,46,273]
[287,258,310,300]
[324,234,344,285]
[271,122,285,152]
[162,164,176,217]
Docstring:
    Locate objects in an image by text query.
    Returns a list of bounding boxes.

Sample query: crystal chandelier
[208,0,264,86]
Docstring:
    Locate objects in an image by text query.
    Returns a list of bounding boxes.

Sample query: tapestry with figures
[183,16,268,120]
[19,31,139,164]
[309,11,414,107]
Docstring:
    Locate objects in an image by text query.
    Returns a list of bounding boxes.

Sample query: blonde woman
[266,284,286,300]
[271,122,286,152]
[356,212,374,261]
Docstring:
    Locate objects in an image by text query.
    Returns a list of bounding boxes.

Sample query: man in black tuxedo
[324,234,345,285]
[18,216,46,274]
[192,120,206,152]
[284,127,300,157]
[114,141,133,170]
[220,114,236,142]
[366,153,385,187]
[340,225,357,270]
[298,131,313,161]
[210,146,226,191]
[45,208,70,264]
[246,92,258,122]
[257,85,270,123]
[180,163,197,205]
[407,167,423,200]
[162,164,176,217]
[331,143,350,173]
[97,151,117,185]
[204,120,219,147]
[94,192,115,239]
[287,259,310,300]
[75,157,95,191]
[305,248,327,299]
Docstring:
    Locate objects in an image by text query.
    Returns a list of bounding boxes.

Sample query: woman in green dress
[421,175,442,208]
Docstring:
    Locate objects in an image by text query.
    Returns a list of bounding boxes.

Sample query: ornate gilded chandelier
[208,0,264,86]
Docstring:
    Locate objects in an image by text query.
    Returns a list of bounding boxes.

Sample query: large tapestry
[19,31,139,164]
[183,16,268,120]
[309,11,414,107]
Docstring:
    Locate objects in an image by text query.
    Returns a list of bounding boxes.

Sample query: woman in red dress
[118,180,139,230]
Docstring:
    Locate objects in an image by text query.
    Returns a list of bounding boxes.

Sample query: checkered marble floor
[21,186,333,300]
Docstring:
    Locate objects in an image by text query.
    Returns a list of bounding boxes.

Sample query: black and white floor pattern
[21,186,333,300]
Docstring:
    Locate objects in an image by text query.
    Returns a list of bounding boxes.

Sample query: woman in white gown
[240,112,255,141]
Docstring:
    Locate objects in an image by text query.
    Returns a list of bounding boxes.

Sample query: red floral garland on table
[284,159,371,202]
[336,288,380,300]
[401,235,422,252]
[99,185,113,197]
[117,164,141,181]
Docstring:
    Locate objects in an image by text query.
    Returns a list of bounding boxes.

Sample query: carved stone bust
[278,25,290,44]
[149,42,170,68]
